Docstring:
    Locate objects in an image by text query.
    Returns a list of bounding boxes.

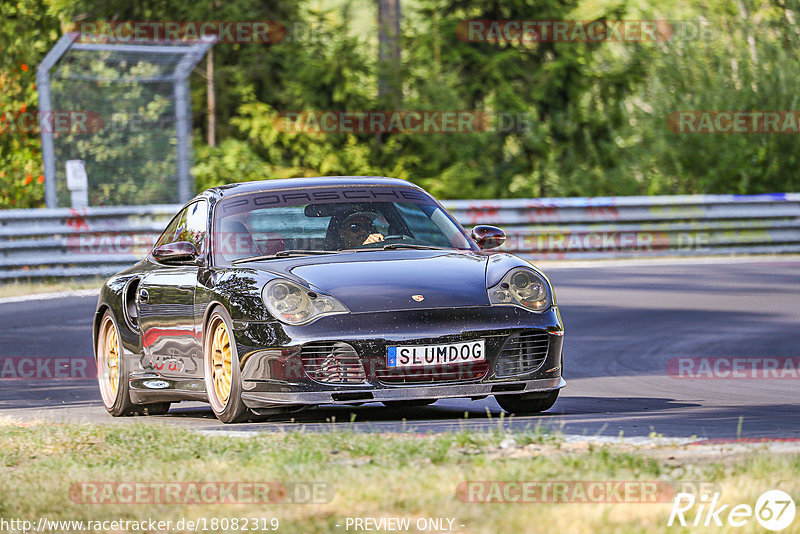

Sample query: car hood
[248,250,491,313]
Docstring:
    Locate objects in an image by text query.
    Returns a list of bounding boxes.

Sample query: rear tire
[204,307,249,423]
[97,310,137,416]
[495,391,559,414]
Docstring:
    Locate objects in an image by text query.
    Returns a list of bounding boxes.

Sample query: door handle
[139,288,149,303]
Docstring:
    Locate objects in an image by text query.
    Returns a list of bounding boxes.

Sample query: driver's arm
[362,233,385,245]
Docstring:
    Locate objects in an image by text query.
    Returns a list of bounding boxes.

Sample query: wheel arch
[95,273,145,356]
[93,303,111,359]
[202,300,228,334]
[200,300,234,368]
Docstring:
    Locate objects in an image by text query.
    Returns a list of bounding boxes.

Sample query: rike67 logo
[669,489,796,531]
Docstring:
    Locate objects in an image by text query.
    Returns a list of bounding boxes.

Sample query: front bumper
[233,305,565,408]
[241,377,565,407]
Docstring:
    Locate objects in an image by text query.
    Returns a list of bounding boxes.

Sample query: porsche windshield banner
[217,186,434,217]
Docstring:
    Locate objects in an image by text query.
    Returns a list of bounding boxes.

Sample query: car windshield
[212,185,474,265]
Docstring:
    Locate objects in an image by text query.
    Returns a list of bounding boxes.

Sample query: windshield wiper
[231,250,338,264]
[275,249,338,257]
[382,243,445,250]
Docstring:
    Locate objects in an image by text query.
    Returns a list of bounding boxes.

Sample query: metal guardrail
[444,192,800,261]
[1,193,798,280]
[0,205,178,280]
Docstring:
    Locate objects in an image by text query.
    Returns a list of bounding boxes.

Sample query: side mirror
[471,225,506,250]
[152,241,199,264]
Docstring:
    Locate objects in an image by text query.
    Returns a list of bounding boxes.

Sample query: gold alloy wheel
[98,315,120,406]
[210,317,233,405]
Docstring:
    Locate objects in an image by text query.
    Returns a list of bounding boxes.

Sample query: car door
[138,200,208,379]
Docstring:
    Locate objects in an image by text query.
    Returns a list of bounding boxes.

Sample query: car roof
[209,176,423,199]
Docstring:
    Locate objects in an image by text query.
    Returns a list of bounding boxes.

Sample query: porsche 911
[93,176,565,423]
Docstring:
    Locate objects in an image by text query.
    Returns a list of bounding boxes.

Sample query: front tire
[204,307,249,423]
[495,391,559,414]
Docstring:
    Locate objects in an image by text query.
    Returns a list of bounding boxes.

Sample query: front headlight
[488,267,551,311]
[262,279,349,325]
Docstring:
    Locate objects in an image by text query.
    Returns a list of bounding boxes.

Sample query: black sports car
[93,176,565,423]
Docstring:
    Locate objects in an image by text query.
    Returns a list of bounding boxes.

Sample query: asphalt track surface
[0,258,798,439]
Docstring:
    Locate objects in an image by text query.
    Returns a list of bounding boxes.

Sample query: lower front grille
[494,331,549,377]
[376,361,490,384]
[300,342,366,384]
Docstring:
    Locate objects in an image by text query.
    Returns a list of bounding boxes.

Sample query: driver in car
[339,212,385,248]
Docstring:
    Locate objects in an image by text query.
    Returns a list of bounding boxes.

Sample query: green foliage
[185,0,800,198]
[0,0,67,208]
[51,60,179,205]
[2,0,800,207]
[618,1,800,195]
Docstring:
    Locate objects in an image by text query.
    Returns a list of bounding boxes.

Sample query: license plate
[386,340,485,368]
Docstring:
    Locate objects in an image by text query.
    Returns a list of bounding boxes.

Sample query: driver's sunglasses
[346,222,372,233]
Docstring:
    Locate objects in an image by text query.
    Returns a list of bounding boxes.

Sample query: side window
[153,200,208,253]
[176,200,208,254]
[154,209,186,249]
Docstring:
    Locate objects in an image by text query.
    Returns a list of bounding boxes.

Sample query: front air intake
[300,342,367,384]
[494,331,549,377]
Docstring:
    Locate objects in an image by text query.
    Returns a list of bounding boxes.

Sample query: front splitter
[241,377,565,408]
